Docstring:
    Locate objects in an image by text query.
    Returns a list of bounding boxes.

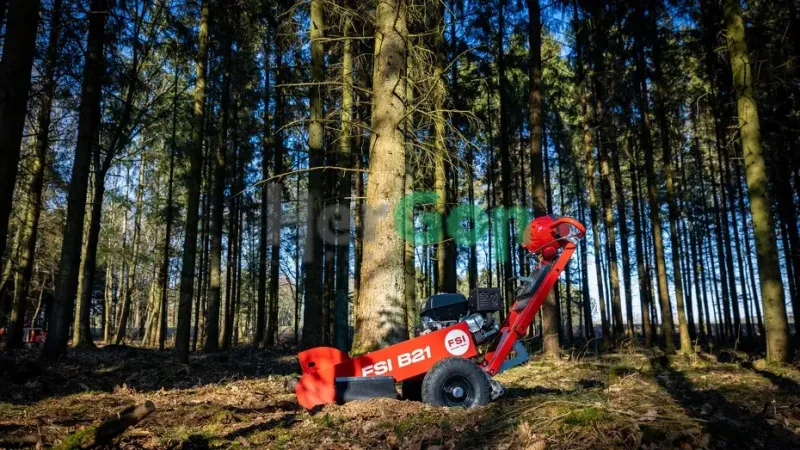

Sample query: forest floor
[1,342,800,449]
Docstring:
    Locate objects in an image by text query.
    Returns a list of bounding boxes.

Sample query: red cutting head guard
[523,215,571,261]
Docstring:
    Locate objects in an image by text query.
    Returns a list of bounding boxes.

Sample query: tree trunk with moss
[723,0,791,362]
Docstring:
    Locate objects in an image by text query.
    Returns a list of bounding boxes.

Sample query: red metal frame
[482,216,585,375]
[296,216,585,409]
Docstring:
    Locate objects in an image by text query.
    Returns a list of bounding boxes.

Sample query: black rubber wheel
[421,357,491,408]
[401,379,422,401]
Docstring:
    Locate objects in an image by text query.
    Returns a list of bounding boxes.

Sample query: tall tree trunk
[300,0,326,349]
[175,0,211,363]
[612,134,634,337]
[587,3,623,339]
[690,115,713,339]
[497,0,514,316]
[7,0,61,349]
[648,5,692,353]
[676,148,698,339]
[266,16,285,347]
[223,100,241,351]
[576,167,593,339]
[433,2,454,294]
[351,0,408,354]
[74,166,105,348]
[158,68,179,351]
[573,0,608,348]
[723,0,791,362]
[42,0,106,360]
[115,153,147,344]
[403,43,416,338]
[630,135,653,346]
[205,10,233,352]
[633,10,675,354]
[728,160,754,339]
[527,0,558,356]
[103,264,113,341]
[334,7,354,351]
[194,152,211,351]
[256,32,272,346]
[0,0,41,267]
[775,161,799,342]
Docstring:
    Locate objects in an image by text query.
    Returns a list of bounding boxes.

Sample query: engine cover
[420,293,469,322]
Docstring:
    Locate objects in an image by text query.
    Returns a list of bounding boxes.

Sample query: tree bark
[612,132,634,337]
[205,7,233,352]
[266,13,285,347]
[104,263,114,342]
[334,7,354,351]
[42,0,106,360]
[574,0,609,348]
[723,0,791,362]
[114,152,147,344]
[351,0,408,354]
[433,2,454,294]
[300,0,326,349]
[633,6,675,354]
[496,0,515,320]
[629,132,653,347]
[7,0,61,349]
[0,0,41,268]
[256,31,272,346]
[175,0,210,363]
[158,68,179,351]
[528,0,558,356]
[73,168,105,348]
[647,4,692,353]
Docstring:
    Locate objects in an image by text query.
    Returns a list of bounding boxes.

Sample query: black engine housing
[419,293,469,322]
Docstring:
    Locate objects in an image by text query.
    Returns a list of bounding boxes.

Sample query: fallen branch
[54,401,155,450]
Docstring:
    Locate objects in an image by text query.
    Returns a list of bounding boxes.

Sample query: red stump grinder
[296,215,585,409]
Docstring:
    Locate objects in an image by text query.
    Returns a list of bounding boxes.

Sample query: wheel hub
[442,375,474,406]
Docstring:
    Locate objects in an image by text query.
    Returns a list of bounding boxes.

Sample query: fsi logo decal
[444,329,470,356]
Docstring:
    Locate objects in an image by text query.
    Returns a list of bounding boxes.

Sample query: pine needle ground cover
[1,346,799,449]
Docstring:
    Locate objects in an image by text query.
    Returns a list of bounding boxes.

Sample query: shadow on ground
[649,355,800,448]
[0,344,299,405]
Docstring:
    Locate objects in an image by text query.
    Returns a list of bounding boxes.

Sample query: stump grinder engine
[295,215,585,409]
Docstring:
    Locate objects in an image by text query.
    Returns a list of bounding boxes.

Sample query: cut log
[54,401,155,450]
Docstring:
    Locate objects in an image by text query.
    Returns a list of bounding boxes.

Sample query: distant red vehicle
[0,327,46,344]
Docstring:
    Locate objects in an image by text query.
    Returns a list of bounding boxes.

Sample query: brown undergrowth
[1,344,799,449]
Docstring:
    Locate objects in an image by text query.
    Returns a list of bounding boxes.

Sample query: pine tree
[351,0,408,354]
[723,0,791,362]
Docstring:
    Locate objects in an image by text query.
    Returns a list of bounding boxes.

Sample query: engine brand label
[339,322,476,383]
[361,346,431,376]
[444,329,470,356]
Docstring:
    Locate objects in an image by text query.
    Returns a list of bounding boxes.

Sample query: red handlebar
[551,216,586,239]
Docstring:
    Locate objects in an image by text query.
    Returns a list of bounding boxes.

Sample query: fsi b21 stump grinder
[295,215,586,409]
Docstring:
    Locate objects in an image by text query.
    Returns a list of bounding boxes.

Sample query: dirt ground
[1,343,800,449]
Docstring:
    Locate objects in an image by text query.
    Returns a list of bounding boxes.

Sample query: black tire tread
[421,357,490,408]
